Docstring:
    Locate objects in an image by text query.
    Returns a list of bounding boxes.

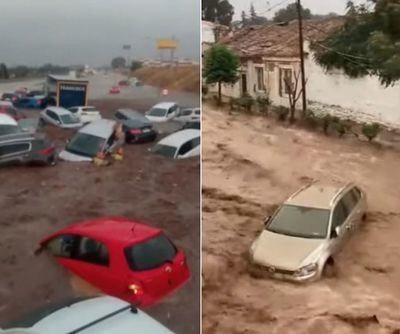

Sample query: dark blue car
[13,96,44,109]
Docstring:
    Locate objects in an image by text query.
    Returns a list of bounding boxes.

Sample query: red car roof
[43,217,161,248]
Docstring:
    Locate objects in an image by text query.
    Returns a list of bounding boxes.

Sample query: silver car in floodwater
[249,182,367,282]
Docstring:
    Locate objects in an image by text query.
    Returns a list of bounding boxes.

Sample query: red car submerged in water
[37,217,191,308]
[109,86,120,94]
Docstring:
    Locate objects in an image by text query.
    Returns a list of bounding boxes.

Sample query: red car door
[44,234,126,297]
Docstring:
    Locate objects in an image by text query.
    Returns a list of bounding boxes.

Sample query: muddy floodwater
[202,104,400,334]
[0,97,200,334]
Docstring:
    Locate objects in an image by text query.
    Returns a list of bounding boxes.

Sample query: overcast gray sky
[231,0,365,20]
[0,0,200,67]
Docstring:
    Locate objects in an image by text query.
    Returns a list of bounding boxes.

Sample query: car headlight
[294,263,318,277]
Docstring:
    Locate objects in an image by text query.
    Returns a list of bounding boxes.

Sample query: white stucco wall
[202,21,216,44]
[305,53,400,128]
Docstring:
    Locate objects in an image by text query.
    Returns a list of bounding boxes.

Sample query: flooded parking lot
[0,79,200,334]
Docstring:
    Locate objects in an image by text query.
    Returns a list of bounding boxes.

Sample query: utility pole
[297,0,307,115]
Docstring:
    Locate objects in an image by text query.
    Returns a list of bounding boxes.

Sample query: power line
[240,0,292,19]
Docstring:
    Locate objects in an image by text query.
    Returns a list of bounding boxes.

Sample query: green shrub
[333,121,346,137]
[229,97,238,110]
[321,114,332,134]
[237,93,254,112]
[304,111,319,129]
[273,106,289,121]
[256,95,271,115]
[362,122,381,141]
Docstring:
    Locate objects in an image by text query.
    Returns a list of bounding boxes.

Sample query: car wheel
[322,259,336,278]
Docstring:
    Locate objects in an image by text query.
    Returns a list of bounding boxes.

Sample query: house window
[256,67,264,91]
[279,68,293,96]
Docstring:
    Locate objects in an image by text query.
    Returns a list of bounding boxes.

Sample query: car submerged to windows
[249,182,367,282]
[40,107,83,129]
[151,129,200,159]
[59,119,115,162]
[115,109,157,143]
[0,296,174,333]
[145,102,179,123]
[36,217,191,308]
[0,132,57,167]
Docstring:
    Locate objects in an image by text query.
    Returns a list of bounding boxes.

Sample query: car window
[351,187,361,203]
[178,140,193,156]
[190,136,200,148]
[46,235,109,266]
[47,110,59,121]
[168,105,177,114]
[115,111,127,120]
[194,109,200,115]
[266,205,330,239]
[342,190,358,214]
[0,143,30,157]
[124,234,177,271]
[148,108,167,117]
[46,234,78,258]
[74,236,109,266]
[65,133,105,158]
[181,109,192,116]
[331,200,349,231]
[60,114,79,124]
[69,108,78,113]
[0,125,20,136]
[83,107,96,112]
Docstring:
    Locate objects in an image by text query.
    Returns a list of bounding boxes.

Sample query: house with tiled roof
[207,17,400,127]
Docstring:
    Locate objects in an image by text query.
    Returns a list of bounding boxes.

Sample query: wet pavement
[0,87,200,333]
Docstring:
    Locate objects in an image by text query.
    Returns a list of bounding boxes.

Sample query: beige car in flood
[249,182,367,282]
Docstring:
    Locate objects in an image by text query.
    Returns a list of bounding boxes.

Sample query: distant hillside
[133,65,200,93]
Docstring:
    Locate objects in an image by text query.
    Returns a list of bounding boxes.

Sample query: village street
[202,103,400,334]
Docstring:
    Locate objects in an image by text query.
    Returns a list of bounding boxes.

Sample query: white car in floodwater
[40,107,83,129]
[145,102,180,123]
[68,106,102,124]
[0,296,174,334]
[151,129,200,159]
[59,119,116,162]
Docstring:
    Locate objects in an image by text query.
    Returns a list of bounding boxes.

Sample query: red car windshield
[124,234,177,271]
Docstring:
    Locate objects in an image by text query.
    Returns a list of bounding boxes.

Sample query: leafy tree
[273,3,312,22]
[130,60,143,72]
[250,3,257,22]
[283,70,307,122]
[203,45,240,105]
[202,0,234,26]
[12,66,30,78]
[313,0,400,86]
[241,10,248,26]
[111,57,126,69]
[0,63,9,79]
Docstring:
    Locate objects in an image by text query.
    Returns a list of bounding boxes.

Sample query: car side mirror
[331,226,340,238]
[34,244,44,256]
[263,215,271,226]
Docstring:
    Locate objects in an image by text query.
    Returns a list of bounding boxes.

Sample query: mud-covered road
[0,97,200,334]
[202,103,400,334]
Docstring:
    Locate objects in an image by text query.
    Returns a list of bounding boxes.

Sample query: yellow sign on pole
[157,39,178,50]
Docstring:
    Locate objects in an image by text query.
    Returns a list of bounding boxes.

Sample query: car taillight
[128,283,144,296]
[38,146,55,156]
[130,129,142,135]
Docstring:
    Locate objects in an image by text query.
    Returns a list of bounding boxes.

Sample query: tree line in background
[314,0,400,86]
[0,63,69,80]
[111,57,143,72]
[202,0,338,27]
